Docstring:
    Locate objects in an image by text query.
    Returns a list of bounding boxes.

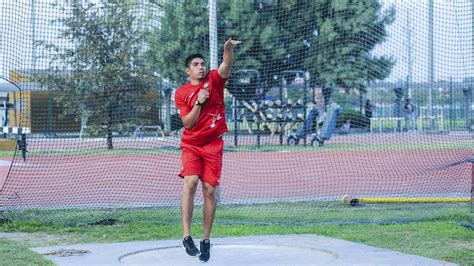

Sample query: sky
[0,0,473,84]
[374,0,473,83]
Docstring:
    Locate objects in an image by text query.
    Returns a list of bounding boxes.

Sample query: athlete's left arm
[218,38,241,79]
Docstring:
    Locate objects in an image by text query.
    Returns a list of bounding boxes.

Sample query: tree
[302,0,395,94]
[147,0,209,86]
[254,0,394,103]
[149,0,394,103]
[36,1,156,149]
[148,0,286,88]
[216,1,286,85]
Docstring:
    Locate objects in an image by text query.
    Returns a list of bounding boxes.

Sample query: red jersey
[175,70,228,146]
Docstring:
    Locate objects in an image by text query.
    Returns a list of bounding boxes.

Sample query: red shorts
[179,137,223,186]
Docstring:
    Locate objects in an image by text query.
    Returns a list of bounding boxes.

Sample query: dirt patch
[451,240,474,250]
[40,248,90,257]
[0,232,85,247]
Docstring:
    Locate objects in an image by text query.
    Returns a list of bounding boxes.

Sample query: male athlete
[174,38,240,262]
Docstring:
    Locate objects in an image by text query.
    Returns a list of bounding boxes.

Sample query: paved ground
[32,234,456,266]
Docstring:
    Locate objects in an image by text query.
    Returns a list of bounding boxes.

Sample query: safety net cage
[0,0,472,226]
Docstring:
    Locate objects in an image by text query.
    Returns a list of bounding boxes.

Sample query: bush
[336,109,369,129]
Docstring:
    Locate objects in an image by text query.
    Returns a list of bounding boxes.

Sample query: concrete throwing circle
[119,244,338,265]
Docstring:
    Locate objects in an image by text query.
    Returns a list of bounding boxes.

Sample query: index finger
[226,38,241,43]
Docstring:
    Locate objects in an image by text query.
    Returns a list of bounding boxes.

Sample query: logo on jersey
[207,113,222,128]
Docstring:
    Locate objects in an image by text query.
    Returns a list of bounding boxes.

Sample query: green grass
[10,138,473,158]
[0,217,472,265]
[1,202,473,264]
[228,118,472,132]
[1,132,471,158]
[0,238,54,265]
[0,151,15,157]
[225,141,473,152]
[2,201,470,226]
[28,146,181,157]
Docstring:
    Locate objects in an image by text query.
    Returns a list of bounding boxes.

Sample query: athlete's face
[186,58,206,81]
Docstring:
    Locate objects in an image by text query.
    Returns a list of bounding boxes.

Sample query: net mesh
[0,0,472,226]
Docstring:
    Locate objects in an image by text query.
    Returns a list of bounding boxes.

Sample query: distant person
[365,99,374,129]
[404,98,416,132]
[133,127,144,139]
[340,119,351,135]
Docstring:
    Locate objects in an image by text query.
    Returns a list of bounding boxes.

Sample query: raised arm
[218,38,241,79]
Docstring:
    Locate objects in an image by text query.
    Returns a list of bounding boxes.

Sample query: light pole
[209,0,218,70]
[31,0,36,71]
[208,0,220,203]
[406,5,413,99]
[428,0,434,130]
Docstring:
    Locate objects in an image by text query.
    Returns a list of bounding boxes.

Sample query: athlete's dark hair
[185,53,206,68]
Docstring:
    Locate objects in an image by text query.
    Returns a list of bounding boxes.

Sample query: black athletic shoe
[182,236,200,257]
[199,239,211,262]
